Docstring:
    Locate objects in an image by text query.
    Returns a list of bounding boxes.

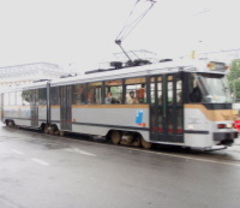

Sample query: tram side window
[50,87,60,105]
[4,93,9,106]
[38,88,47,105]
[72,84,87,104]
[176,75,183,133]
[176,76,182,104]
[166,76,173,134]
[150,77,155,104]
[29,90,38,105]
[87,82,102,104]
[16,91,23,106]
[22,90,31,106]
[105,80,123,104]
[9,92,15,106]
[157,77,163,105]
[167,76,173,104]
[125,77,146,104]
[150,77,163,105]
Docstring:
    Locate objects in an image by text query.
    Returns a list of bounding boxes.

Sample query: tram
[0,59,238,149]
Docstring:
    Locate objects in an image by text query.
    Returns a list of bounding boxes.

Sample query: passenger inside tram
[136,84,145,103]
[105,92,119,104]
[126,91,139,104]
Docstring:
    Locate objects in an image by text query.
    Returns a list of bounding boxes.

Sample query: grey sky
[0,0,238,71]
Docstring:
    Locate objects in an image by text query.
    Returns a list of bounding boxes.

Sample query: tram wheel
[5,120,9,127]
[110,131,121,144]
[132,134,141,147]
[141,137,152,149]
[43,125,49,134]
[49,125,58,135]
[59,131,65,137]
[7,120,15,128]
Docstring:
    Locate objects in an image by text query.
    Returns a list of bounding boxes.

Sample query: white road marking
[31,158,50,166]
[65,148,96,156]
[11,149,24,155]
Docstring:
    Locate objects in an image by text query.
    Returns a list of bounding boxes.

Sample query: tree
[228,59,240,102]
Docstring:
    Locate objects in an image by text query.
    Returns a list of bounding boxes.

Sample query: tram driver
[189,77,202,102]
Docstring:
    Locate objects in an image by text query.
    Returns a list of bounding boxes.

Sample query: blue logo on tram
[135,109,143,125]
[25,110,30,117]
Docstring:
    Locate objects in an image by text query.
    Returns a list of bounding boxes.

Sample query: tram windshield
[190,74,232,103]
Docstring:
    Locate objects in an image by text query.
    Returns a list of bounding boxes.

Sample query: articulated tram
[1,59,238,149]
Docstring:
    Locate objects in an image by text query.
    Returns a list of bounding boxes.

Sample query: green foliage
[228,59,240,101]
[228,59,240,79]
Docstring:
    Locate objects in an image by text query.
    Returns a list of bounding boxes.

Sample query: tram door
[30,90,39,127]
[60,86,72,131]
[150,73,184,143]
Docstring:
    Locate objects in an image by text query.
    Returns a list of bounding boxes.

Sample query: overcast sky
[0,0,239,71]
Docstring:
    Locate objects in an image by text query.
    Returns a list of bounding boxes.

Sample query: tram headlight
[226,123,234,129]
[187,124,194,130]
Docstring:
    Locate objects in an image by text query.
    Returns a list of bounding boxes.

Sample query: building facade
[0,62,76,92]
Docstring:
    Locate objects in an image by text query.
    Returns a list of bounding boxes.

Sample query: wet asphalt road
[1,125,240,208]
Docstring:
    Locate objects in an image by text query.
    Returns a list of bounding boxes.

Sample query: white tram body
[1,59,238,149]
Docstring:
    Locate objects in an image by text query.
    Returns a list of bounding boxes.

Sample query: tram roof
[1,59,227,93]
[51,59,227,87]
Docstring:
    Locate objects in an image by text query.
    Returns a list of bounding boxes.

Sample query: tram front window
[190,74,232,103]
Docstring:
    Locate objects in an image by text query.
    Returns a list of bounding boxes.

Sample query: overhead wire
[116,0,156,43]
[116,0,141,41]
